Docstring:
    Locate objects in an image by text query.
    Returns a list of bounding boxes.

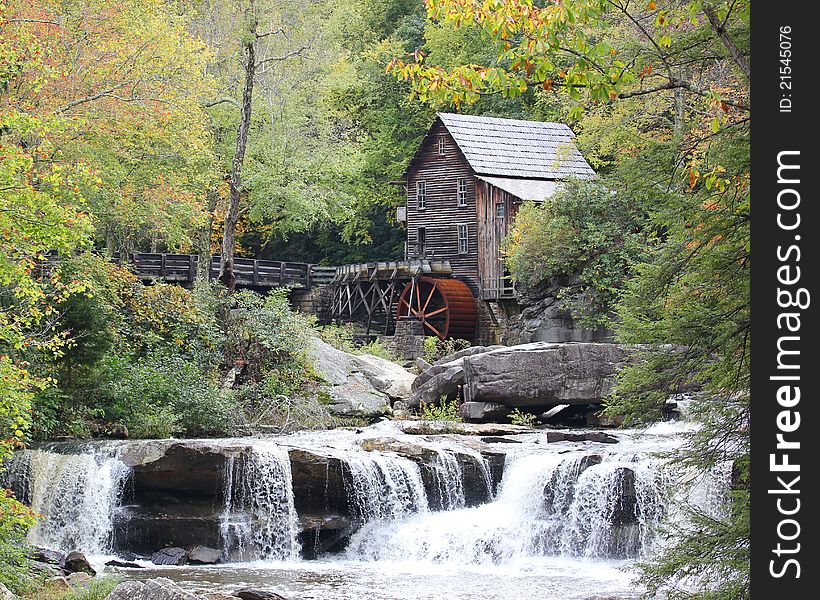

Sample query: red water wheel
[396,277,476,340]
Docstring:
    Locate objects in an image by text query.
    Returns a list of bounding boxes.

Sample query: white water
[220,441,300,561]
[343,452,429,522]
[22,446,130,554]
[6,417,721,599]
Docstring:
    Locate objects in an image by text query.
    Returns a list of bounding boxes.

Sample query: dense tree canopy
[1,1,750,596]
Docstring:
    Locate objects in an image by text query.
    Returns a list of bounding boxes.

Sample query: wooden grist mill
[329,260,477,340]
[330,112,595,343]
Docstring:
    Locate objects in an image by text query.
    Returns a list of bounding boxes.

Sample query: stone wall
[379,318,426,363]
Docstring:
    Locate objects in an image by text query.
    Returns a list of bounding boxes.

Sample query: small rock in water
[150,547,189,566]
[188,545,221,564]
[105,559,144,569]
[234,589,290,600]
[63,550,96,575]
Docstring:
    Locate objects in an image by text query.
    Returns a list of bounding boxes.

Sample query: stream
[4,418,729,599]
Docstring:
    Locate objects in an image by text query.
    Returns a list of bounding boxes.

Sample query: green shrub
[422,336,471,364]
[421,397,462,422]
[0,488,37,594]
[503,179,649,328]
[316,323,358,354]
[508,407,537,427]
[356,339,398,362]
[106,352,239,438]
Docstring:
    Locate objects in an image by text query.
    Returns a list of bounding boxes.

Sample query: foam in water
[345,450,669,564]
[220,441,300,561]
[24,448,130,554]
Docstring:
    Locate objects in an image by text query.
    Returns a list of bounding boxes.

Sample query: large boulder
[307,337,414,418]
[462,343,632,408]
[407,365,465,409]
[105,578,203,600]
[351,353,415,400]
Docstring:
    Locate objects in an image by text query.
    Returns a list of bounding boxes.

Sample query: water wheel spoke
[399,296,420,318]
[423,320,444,339]
[422,286,436,312]
[424,306,448,318]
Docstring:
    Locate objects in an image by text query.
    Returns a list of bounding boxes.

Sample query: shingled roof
[431,113,595,180]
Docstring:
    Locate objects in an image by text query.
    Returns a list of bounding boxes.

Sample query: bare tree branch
[254,45,309,69]
[703,3,750,80]
[202,97,241,109]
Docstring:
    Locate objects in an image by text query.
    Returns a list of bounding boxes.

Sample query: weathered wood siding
[406,120,479,292]
[476,180,521,299]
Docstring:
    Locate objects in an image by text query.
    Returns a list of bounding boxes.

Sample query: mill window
[417,180,427,210]
[457,178,468,206]
[457,224,469,254]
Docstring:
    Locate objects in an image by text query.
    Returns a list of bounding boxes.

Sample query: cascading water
[342,451,428,522]
[429,449,465,510]
[559,459,668,558]
[3,420,715,599]
[344,449,668,564]
[19,447,130,555]
[220,441,300,561]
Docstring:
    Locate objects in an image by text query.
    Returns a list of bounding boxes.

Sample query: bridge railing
[107,253,328,289]
[208,256,311,288]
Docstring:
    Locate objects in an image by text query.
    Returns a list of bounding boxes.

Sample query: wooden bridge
[108,253,337,289]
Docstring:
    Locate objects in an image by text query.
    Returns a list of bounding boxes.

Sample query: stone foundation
[380,318,426,363]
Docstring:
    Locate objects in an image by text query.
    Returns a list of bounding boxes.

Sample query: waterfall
[430,449,465,510]
[342,451,429,522]
[20,447,130,555]
[345,450,669,564]
[559,459,667,558]
[220,442,300,561]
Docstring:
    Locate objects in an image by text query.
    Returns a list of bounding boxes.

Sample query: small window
[417,227,426,256]
[417,180,427,210]
[457,178,468,206]
[496,202,506,218]
[457,224,469,254]
[438,137,446,156]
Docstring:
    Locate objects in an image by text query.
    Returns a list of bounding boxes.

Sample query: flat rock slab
[396,421,532,436]
[546,431,619,444]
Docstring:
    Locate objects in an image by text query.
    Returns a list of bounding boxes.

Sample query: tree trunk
[220,8,257,292]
